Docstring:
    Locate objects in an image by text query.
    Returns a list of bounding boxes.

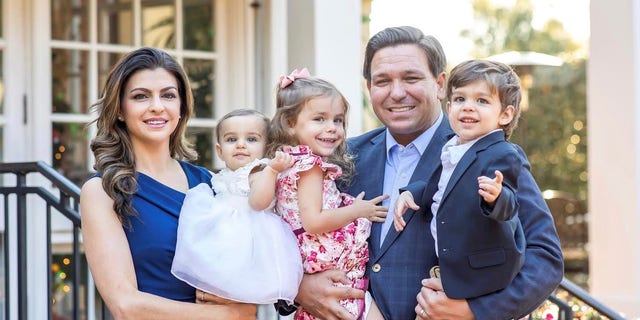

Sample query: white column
[4,0,28,163]
[216,0,253,115]
[287,0,363,136]
[27,0,52,318]
[314,0,362,136]
[588,0,640,318]
[262,0,288,116]
[1,4,27,320]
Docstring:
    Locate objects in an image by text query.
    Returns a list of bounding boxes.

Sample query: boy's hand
[351,192,389,223]
[394,191,420,232]
[268,150,294,173]
[478,170,503,204]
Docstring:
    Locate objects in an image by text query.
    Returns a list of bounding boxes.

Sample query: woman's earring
[118,116,124,121]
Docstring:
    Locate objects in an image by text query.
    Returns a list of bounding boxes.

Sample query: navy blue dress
[124,161,212,302]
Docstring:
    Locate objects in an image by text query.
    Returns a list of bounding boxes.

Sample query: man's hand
[415,278,475,320]
[296,270,364,320]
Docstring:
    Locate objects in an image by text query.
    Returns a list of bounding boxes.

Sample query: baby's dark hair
[447,59,522,139]
[216,108,270,143]
[267,76,354,182]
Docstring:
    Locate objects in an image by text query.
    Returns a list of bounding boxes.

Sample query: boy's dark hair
[447,59,522,139]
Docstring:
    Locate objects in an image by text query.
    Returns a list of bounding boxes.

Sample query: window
[51,0,218,186]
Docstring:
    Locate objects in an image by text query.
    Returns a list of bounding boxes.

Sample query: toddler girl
[171,108,303,305]
[268,69,387,320]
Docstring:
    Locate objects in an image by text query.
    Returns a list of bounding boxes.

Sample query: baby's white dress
[172,158,303,304]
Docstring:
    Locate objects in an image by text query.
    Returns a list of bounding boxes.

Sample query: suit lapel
[378,119,455,256]
[354,131,387,257]
[440,131,504,205]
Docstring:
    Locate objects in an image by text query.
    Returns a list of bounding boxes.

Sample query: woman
[80,47,255,319]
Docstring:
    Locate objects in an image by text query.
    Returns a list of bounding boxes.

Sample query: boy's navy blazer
[403,130,525,299]
[345,118,563,320]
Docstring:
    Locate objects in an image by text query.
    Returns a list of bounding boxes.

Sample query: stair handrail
[557,277,626,319]
[0,161,81,223]
[0,161,83,320]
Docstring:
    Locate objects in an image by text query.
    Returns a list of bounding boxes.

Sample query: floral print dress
[275,145,371,320]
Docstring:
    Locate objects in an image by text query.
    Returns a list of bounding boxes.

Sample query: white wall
[286,0,363,136]
[588,0,640,317]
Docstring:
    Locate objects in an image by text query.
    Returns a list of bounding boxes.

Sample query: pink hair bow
[279,68,311,88]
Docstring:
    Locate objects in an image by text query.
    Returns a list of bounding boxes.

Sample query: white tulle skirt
[172,183,303,304]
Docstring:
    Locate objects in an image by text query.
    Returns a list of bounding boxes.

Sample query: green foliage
[462,0,580,57]
[511,61,588,200]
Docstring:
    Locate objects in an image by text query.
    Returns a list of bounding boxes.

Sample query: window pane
[97,52,125,97]
[187,127,215,169]
[98,0,134,45]
[142,0,175,49]
[52,122,91,187]
[52,49,90,114]
[184,58,215,118]
[51,0,89,42]
[183,0,214,51]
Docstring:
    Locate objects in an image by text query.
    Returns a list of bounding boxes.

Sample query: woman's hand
[195,290,257,320]
[195,290,236,304]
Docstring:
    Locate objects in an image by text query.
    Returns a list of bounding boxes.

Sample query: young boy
[394,59,527,300]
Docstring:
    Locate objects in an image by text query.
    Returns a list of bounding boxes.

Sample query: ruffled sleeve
[283,145,342,180]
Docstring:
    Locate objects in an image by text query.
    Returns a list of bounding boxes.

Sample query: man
[294,26,563,320]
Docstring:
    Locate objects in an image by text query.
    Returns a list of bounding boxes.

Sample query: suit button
[371,263,381,273]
